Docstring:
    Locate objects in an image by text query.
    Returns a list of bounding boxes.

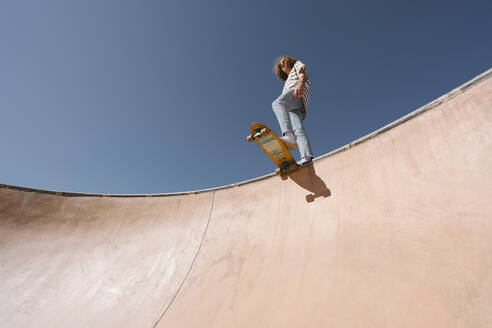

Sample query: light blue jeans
[272,89,314,159]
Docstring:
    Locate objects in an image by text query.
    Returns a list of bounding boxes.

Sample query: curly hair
[273,56,297,81]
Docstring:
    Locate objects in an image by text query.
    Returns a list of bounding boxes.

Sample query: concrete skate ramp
[1,69,491,327]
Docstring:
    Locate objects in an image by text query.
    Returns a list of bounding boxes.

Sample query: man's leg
[272,90,297,134]
[289,109,314,160]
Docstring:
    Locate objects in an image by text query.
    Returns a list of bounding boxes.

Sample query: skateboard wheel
[247,135,254,142]
[280,174,288,181]
[306,194,315,203]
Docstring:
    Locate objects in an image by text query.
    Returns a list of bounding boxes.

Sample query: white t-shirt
[282,60,311,118]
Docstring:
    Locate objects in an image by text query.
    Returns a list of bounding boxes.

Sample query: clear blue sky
[1,0,490,194]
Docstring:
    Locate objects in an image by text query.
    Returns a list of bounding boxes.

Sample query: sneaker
[296,157,313,166]
[280,133,297,150]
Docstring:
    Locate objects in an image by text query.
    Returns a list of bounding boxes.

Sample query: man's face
[279,58,288,73]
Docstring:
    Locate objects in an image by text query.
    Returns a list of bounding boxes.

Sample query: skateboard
[247,123,298,177]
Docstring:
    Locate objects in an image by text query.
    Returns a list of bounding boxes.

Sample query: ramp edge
[1,68,490,198]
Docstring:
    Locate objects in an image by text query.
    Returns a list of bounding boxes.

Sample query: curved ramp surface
[1,69,491,327]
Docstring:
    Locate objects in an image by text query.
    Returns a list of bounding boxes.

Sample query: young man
[272,56,314,165]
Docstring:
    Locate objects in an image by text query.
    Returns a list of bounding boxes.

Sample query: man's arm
[294,66,306,99]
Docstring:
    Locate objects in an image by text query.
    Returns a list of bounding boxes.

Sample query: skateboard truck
[251,128,267,140]
[276,160,297,178]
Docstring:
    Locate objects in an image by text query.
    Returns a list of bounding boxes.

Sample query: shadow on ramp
[286,163,331,202]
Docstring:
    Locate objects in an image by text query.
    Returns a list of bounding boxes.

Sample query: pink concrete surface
[1,69,491,327]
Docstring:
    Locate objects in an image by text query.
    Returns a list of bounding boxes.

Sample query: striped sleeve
[294,61,305,75]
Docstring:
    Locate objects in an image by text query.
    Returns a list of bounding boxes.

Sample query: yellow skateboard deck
[247,123,298,176]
